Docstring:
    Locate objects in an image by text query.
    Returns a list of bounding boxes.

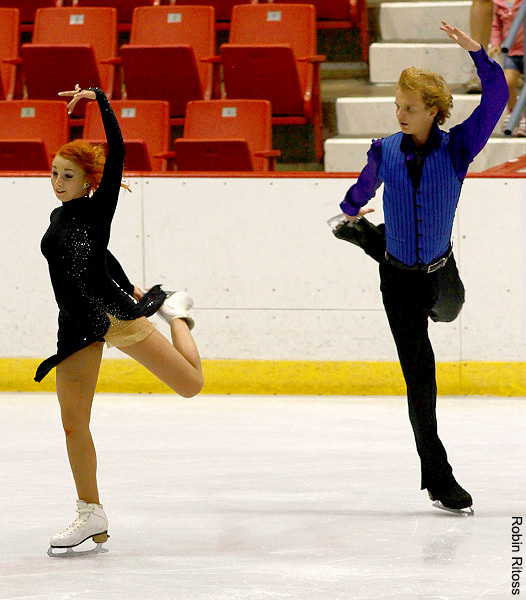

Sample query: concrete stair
[380,1,470,41]
[324,0,524,173]
[335,95,503,135]
[325,136,526,173]
[369,43,470,84]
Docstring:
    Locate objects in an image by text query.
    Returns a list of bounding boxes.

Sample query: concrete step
[380,1,470,41]
[369,42,472,84]
[324,137,526,173]
[335,95,508,136]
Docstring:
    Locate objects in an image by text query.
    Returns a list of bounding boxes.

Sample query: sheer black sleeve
[105,250,135,296]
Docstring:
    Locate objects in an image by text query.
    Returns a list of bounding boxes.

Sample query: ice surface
[0,393,524,600]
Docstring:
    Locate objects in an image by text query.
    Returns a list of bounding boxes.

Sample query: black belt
[385,248,452,274]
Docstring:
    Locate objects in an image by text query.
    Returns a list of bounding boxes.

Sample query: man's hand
[344,207,375,222]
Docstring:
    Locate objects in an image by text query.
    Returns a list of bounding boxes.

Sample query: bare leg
[504,69,520,112]
[470,0,493,48]
[119,319,204,398]
[56,342,104,504]
[465,0,493,92]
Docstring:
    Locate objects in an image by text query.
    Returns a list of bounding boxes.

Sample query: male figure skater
[336,22,508,512]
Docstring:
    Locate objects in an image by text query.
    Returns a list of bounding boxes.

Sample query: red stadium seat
[155,0,257,30]
[18,7,118,117]
[70,0,156,32]
[166,99,280,171]
[0,0,63,32]
[266,0,369,61]
[0,7,20,100]
[219,4,325,160]
[119,5,218,123]
[0,100,69,170]
[83,99,171,171]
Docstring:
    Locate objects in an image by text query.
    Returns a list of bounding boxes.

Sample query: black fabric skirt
[35,285,167,382]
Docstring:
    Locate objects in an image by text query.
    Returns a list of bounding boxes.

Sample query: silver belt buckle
[427,257,445,273]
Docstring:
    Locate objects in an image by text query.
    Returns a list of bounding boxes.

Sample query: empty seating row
[0,1,368,42]
[1,4,326,158]
[0,99,280,172]
[0,1,257,31]
[70,0,253,32]
[0,1,63,30]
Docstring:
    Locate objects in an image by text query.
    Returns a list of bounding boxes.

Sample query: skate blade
[48,542,108,558]
[48,534,110,558]
[327,214,361,232]
[432,500,474,516]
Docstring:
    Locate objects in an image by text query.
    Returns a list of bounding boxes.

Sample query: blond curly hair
[398,67,453,126]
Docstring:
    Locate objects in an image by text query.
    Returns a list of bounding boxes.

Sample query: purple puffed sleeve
[340,138,383,216]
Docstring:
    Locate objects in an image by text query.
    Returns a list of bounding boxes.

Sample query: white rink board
[1,175,525,362]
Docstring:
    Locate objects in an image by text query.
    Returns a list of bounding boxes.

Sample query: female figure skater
[334,23,508,513]
[36,86,204,555]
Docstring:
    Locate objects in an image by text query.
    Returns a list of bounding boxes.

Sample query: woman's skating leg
[56,342,104,504]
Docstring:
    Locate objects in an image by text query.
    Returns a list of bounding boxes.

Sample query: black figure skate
[327,213,386,263]
[428,481,474,516]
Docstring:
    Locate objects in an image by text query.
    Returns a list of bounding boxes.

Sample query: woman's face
[51,155,89,203]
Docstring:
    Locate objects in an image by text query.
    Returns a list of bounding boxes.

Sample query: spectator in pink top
[490,0,525,135]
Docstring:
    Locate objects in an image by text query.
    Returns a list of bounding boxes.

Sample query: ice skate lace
[57,507,92,538]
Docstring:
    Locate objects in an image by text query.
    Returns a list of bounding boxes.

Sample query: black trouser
[379,254,465,491]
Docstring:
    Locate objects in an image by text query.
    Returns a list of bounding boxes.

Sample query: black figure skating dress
[36,89,166,382]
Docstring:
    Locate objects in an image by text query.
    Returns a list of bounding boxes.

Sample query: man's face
[395,88,438,143]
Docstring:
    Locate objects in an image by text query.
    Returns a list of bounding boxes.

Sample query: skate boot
[157,290,195,330]
[48,500,109,557]
[327,213,386,263]
[428,481,474,516]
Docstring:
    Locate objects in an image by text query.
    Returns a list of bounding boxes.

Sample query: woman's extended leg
[120,318,204,398]
[56,342,104,504]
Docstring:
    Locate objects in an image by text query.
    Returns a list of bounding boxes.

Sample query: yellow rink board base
[1,358,525,396]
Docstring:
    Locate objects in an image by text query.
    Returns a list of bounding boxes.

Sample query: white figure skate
[157,291,195,330]
[48,500,109,557]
